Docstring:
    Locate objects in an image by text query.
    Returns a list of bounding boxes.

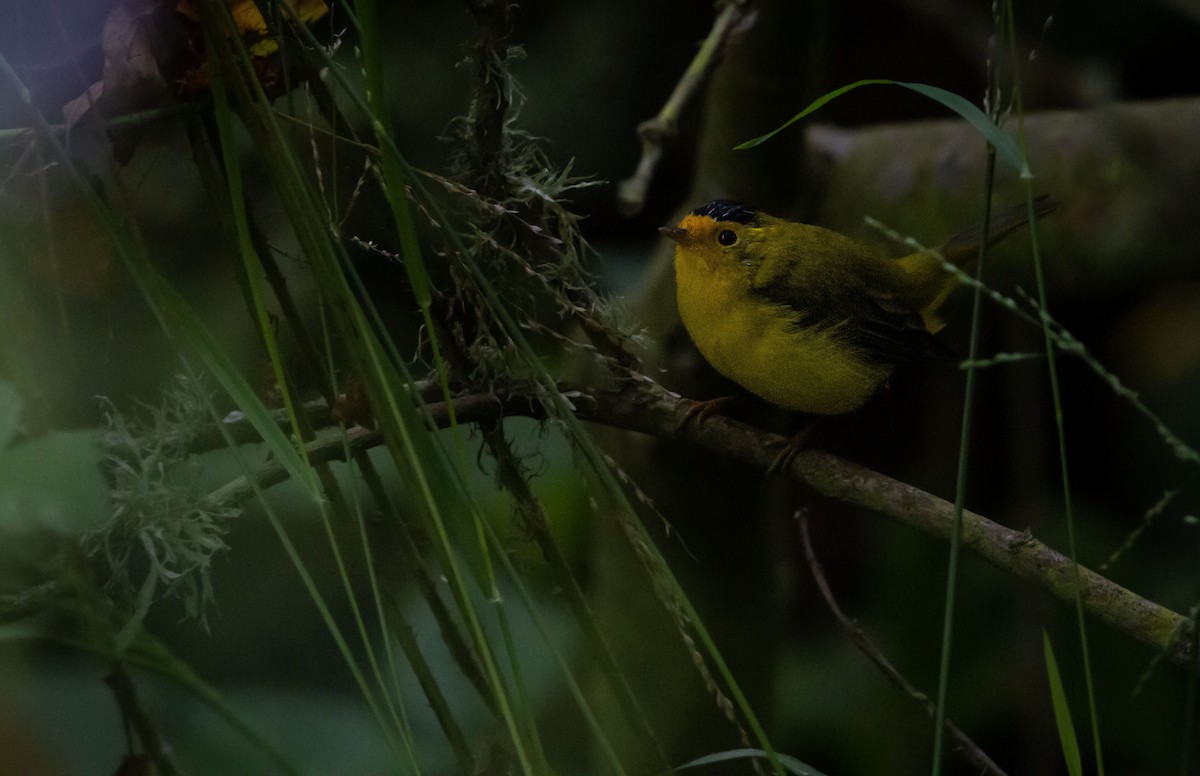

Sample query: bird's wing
[853,281,953,363]
[748,236,949,365]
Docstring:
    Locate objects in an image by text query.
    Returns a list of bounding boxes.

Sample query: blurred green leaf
[1043,631,1084,776]
[0,430,108,536]
[735,79,1031,178]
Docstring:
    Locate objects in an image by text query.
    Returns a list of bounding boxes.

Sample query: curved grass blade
[735,79,1031,178]
[269,5,786,768]
[275,9,674,769]
[351,0,465,455]
[672,748,828,776]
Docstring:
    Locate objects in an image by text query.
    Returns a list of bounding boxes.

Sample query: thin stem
[1003,2,1104,771]
[932,150,999,774]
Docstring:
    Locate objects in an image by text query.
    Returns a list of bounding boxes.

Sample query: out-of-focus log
[807,97,1200,295]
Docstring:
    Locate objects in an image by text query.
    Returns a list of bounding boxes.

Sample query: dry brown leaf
[62,0,184,128]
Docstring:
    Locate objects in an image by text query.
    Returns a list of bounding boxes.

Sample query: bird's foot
[767,424,816,475]
[679,394,739,428]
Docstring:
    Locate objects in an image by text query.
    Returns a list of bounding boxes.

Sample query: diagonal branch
[205,376,1195,666]
[6,377,1193,667]
[587,378,1196,666]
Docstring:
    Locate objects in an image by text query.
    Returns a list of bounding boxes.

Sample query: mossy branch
[4,379,1192,663]
[122,378,1200,667]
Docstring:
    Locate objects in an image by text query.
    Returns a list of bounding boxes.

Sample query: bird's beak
[659,226,688,243]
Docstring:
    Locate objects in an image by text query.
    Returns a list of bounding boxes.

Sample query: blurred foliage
[0,0,1198,774]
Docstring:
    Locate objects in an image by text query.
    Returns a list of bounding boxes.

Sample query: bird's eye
[717,230,738,246]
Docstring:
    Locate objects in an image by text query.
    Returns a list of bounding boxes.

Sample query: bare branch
[585,377,1196,666]
[798,511,1007,776]
[617,1,755,216]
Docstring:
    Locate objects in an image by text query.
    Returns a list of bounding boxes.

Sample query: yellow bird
[661,198,1055,415]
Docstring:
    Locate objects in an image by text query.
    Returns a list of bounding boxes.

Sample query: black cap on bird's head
[660,199,763,245]
[692,200,760,225]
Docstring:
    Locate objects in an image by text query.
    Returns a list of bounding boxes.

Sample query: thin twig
[797,511,1007,776]
[616,0,754,216]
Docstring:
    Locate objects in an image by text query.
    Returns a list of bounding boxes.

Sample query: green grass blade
[205,35,416,759]
[442,225,785,771]
[478,511,629,774]
[931,152,999,774]
[205,38,311,471]
[350,0,465,461]
[0,53,322,507]
[672,748,829,776]
[1043,631,1084,776]
[4,7,654,773]
[201,5,781,769]
[735,79,1030,178]
[4,34,417,765]
[734,79,891,149]
[278,10,696,762]
[198,384,410,762]
[1001,2,1103,770]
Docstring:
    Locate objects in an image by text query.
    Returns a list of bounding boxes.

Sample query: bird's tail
[902,195,1058,331]
[939,195,1058,268]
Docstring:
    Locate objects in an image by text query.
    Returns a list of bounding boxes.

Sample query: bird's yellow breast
[674,252,891,415]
